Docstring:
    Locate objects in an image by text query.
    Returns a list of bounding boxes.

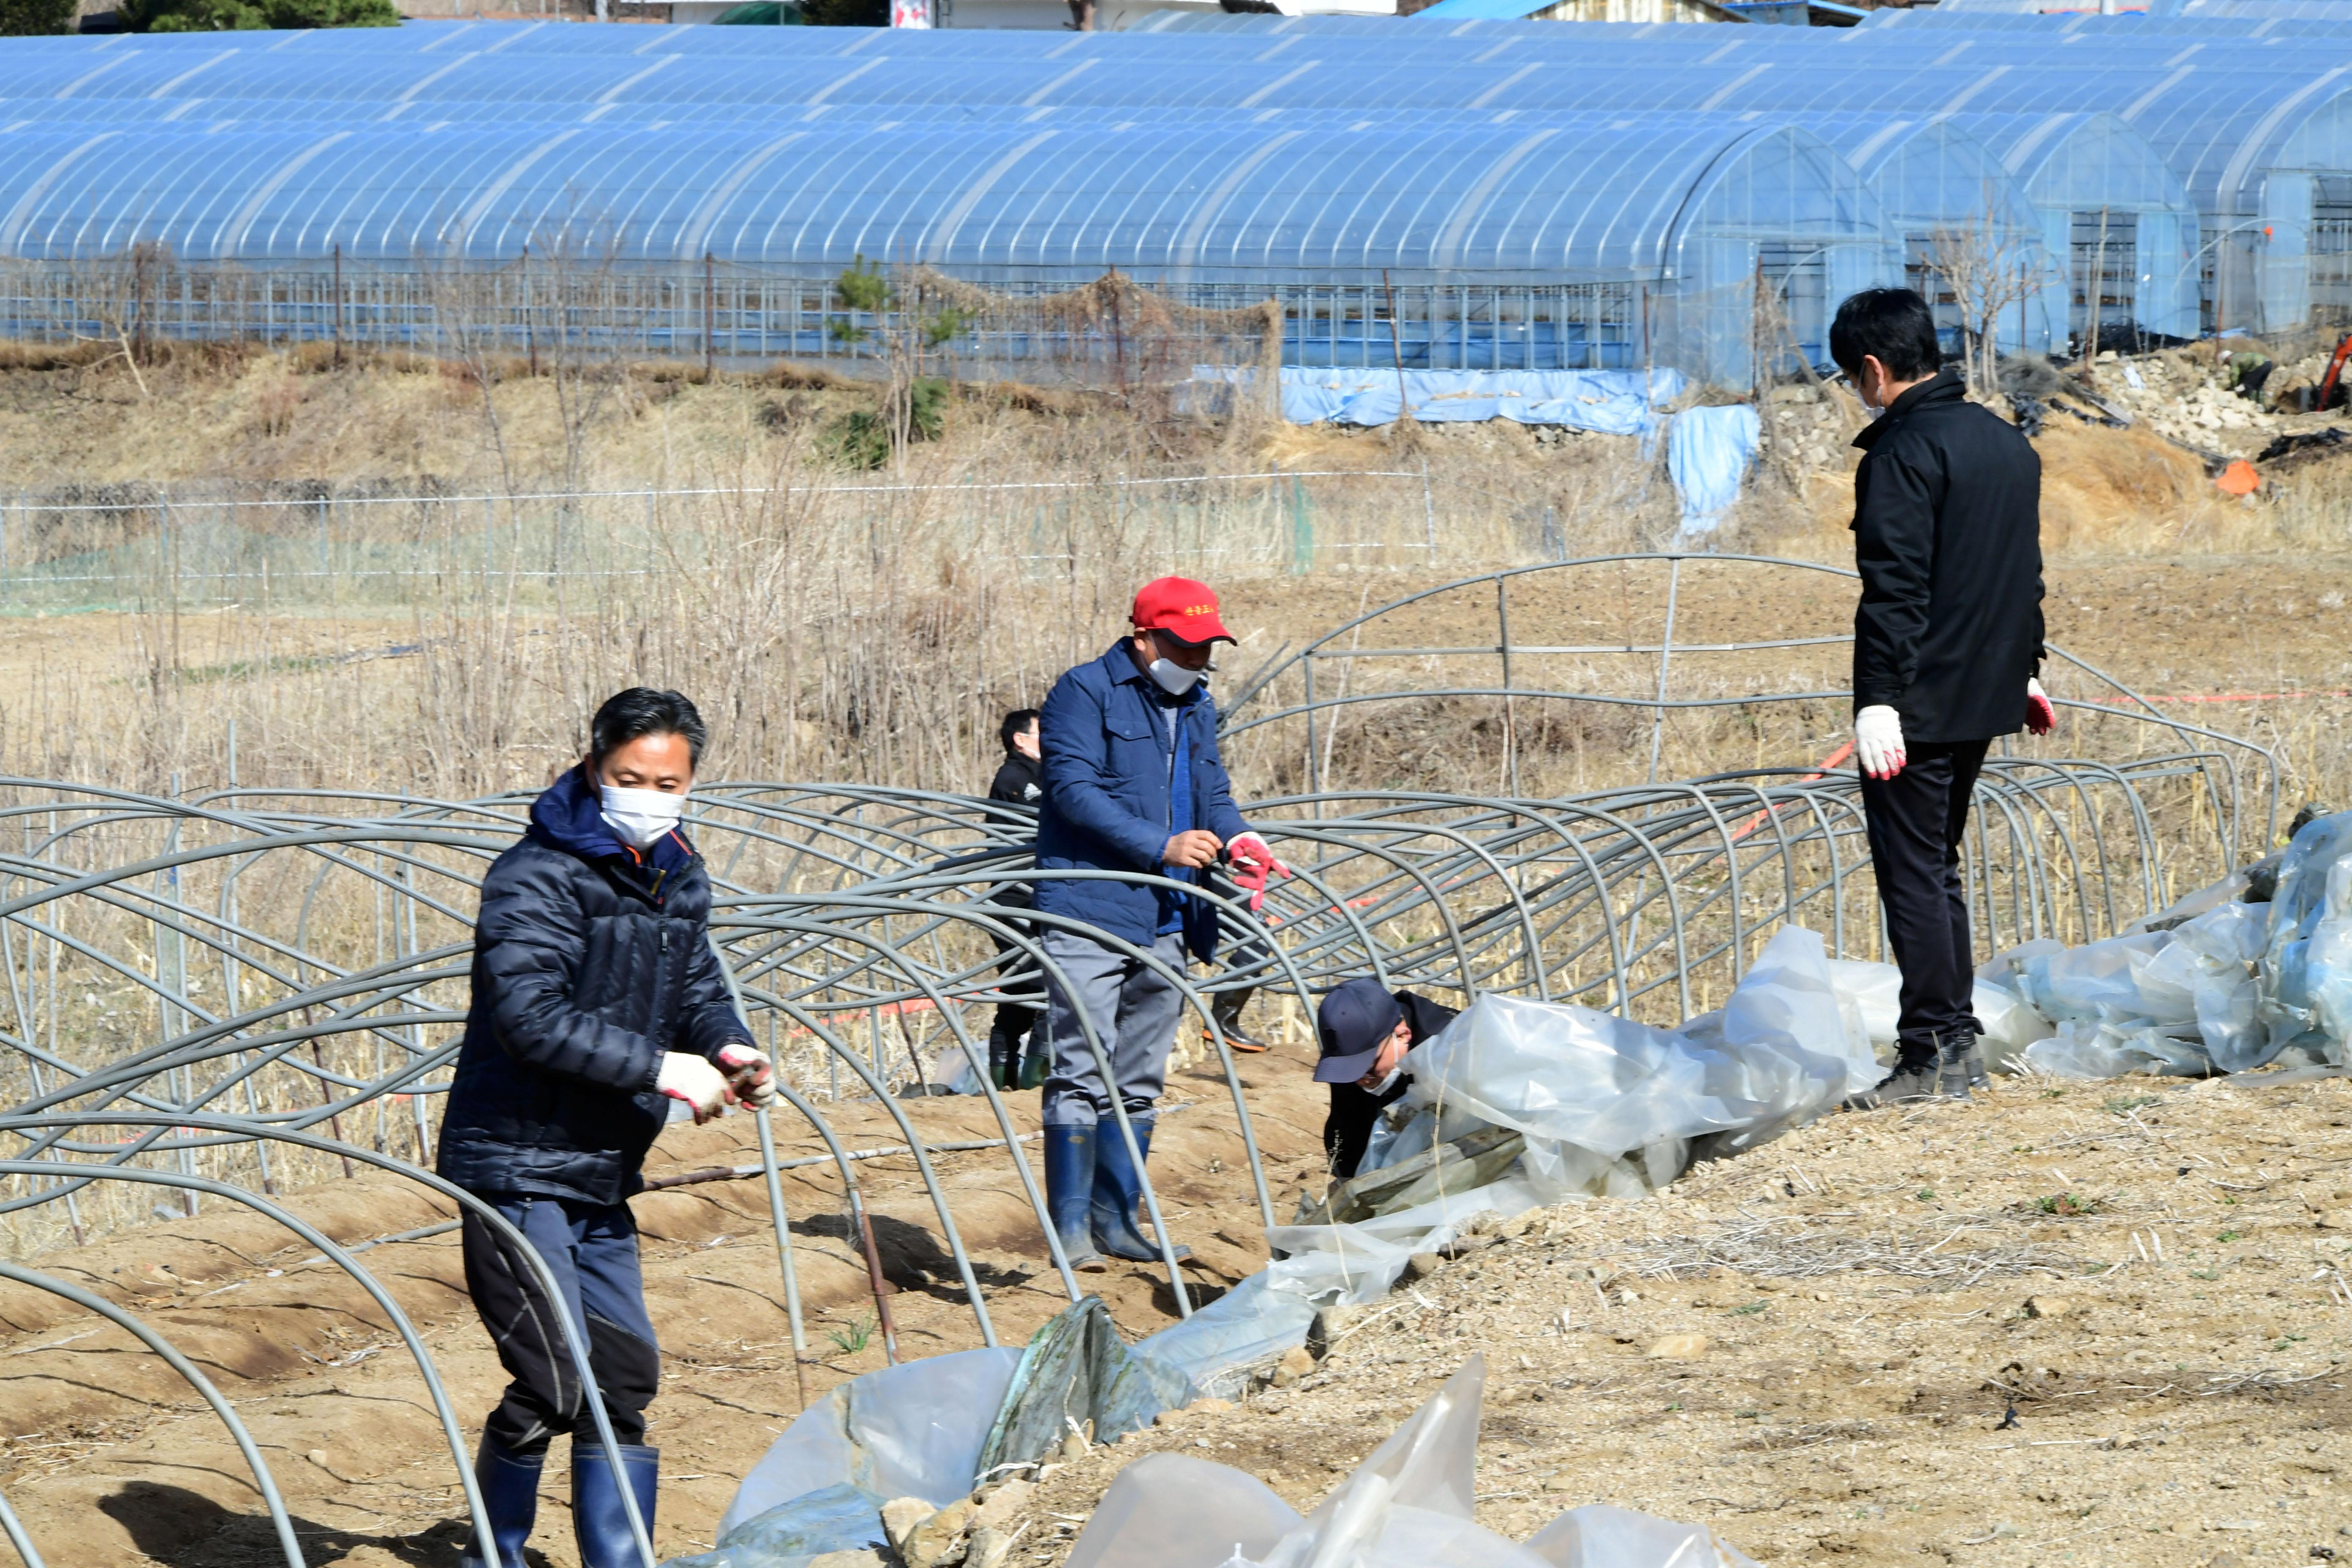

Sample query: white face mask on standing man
[599,784,685,850]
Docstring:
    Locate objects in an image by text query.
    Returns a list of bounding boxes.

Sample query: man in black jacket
[1311,977,1459,1179]
[439,689,770,1568]
[984,708,1043,1089]
[1832,289,2053,1108]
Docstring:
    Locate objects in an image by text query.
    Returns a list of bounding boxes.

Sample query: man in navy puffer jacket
[440,688,770,1568]
[1033,578,1287,1271]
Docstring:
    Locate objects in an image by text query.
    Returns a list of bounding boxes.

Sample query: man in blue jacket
[1033,577,1287,1269]
[439,689,774,1568]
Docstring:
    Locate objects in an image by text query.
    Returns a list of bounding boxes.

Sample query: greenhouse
[1,6,2350,383]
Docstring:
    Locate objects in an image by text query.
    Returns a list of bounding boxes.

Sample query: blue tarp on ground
[1198,367,1687,435]
[1666,403,1761,535]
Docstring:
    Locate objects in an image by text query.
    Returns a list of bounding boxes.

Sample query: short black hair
[591,688,707,766]
[1000,708,1040,754]
[1828,288,1942,382]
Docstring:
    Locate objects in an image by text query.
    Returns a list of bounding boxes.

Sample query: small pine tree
[0,0,79,36]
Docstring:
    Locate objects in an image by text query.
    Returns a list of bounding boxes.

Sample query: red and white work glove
[1854,706,1907,781]
[657,1052,730,1124]
[2025,677,2056,737]
[1225,832,1293,914]
[717,1043,777,1111]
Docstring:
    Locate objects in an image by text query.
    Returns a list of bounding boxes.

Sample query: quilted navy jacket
[437,767,751,1206]
[1034,640,1251,961]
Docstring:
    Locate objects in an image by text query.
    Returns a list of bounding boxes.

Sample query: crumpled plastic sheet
[1666,403,1760,535]
[2004,896,2276,1080]
[1395,927,1874,1164]
[1823,958,2054,1071]
[711,1345,1022,1547]
[1131,1272,1325,1402]
[1064,1356,1756,1568]
[660,1483,890,1568]
[2264,811,2352,1062]
[1187,365,1686,434]
[977,1296,1192,1476]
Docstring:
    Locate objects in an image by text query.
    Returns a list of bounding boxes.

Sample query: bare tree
[1928,185,2045,399]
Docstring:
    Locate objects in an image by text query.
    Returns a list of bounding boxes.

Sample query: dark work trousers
[460,1194,662,1456]
[1859,738,1991,1063]
[988,926,1040,1049]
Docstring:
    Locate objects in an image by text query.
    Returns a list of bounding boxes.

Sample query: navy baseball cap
[1313,977,1406,1084]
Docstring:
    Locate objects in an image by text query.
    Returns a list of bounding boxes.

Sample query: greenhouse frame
[3,4,2352,386]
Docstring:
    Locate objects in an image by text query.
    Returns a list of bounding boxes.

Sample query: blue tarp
[1204,368,1687,434]
[1666,403,1761,535]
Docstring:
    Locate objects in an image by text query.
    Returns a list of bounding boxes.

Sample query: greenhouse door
[1757,244,1827,378]
[2311,176,2352,326]
[2070,208,2139,352]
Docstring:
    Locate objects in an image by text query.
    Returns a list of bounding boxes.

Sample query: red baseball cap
[1131,577,1235,645]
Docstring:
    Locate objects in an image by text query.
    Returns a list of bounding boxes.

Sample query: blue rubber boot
[572,1441,658,1568]
[1092,1122,1192,1264]
[456,1434,542,1568]
[1043,1123,1106,1272]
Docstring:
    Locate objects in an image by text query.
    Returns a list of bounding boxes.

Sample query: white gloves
[1854,706,1907,781]
[2026,677,2055,737]
[717,1043,777,1111]
[656,1052,730,1123]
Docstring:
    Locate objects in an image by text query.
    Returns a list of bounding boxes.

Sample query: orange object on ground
[2216,460,2261,495]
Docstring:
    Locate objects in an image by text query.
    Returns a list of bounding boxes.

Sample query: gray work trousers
[1039,928,1188,1130]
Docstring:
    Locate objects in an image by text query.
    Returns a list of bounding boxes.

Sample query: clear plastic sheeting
[1396,927,1873,1162]
[1526,1505,1761,1568]
[1131,1273,1325,1401]
[977,1296,1192,1477]
[1257,368,1685,433]
[1064,1357,1755,1568]
[2260,811,2352,1060]
[662,1483,891,1568]
[716,1347,1023,1540]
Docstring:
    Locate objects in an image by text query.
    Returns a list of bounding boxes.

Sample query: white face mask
[1364,1063,1406,1097]
[1147,657,1205,697]
[599,784,685,850]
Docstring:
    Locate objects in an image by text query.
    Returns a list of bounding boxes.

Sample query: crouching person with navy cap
[438,689,776,1568]
[1032,577,1289,1270]
[1313,977,1459,1181]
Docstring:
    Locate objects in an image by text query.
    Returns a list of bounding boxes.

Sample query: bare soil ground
[0,1060,1334,1568]
[1023,1071,2352,1568]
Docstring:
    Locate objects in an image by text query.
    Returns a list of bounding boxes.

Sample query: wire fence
[0,469,1469,613]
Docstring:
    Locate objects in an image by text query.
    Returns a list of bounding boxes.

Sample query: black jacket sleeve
[475,860,664,1094]
[1850,441,1940,713]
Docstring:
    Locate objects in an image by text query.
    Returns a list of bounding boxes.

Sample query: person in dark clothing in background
[438,689,775,1568]
[984,708,1044,1090]
[1832,288,2051,1109]
[1311,976,1459,1180]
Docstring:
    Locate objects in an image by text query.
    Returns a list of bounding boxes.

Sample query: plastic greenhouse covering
[6,6,2352,379]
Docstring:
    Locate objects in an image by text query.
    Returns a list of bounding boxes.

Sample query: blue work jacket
[1035,640,1252,961]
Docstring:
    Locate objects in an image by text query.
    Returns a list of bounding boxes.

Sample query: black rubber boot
[572,1441,658,1568]
[1841,1052,1944,1112]
[1043,1124,1106,1272]
[1209,988,1270,1054]
[987,1020,1022,1091]
[457,1433,542,1568]
[1092,1123,1192,1264]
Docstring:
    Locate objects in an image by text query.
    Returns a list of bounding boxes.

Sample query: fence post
[1288,472,1312,575]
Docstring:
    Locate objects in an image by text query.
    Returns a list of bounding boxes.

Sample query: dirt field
[0,1060,1333,1568]
[1024,1070,2352,1568]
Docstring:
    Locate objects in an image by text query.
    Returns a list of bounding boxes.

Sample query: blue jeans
[460,1194,662,1456]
